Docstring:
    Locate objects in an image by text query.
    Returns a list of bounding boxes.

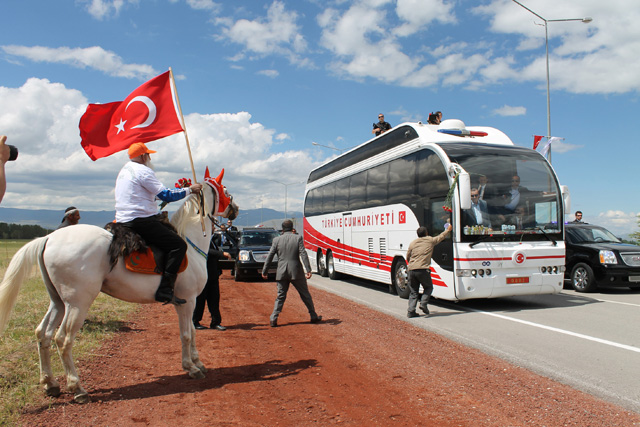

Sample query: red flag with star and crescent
[79,71,184,161]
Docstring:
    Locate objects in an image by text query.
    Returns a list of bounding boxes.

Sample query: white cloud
[595,210,640,238]
[493,105,526,116]
[394,0,456,37]
[0,78,320,213]
[257,69,279,78]
[78,0,137,20]
[1,45,158,80]
[473,0,640,94]
[185,0,220,12]
[215,1,309,66]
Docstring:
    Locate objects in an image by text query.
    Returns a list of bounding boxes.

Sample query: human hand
[189,183,203,194]
[223,252,231,259]
[0,136,9,164]
[261,273,268,280]
[306,272,312,279]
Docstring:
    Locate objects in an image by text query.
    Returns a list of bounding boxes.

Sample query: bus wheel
[327,251,340,280]
[393,259,410,299]
[571,263,597,292]
[317,250,328,277]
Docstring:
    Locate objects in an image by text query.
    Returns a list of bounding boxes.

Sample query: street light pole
[511,0,592,163]
[268,179,305,220]
[311,142,343,154]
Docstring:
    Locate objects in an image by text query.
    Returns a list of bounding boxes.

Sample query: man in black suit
[463,188,492,228]
[262,220,321,327]
[193,238,231,330]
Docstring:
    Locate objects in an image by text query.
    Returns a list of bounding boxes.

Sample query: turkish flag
[533,135,543,150]
[79,71,184,161]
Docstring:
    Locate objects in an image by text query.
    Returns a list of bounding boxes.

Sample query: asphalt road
[308,274,640,414]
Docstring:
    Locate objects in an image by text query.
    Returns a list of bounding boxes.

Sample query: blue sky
[1,0,638,236]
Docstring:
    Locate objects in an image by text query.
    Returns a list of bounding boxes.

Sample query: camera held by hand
[8,145,18,161]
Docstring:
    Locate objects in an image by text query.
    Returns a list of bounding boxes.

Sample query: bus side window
[321,183,335,215]
[349,171,366,211]
[388,154,417,205]
[334,178,349,212]
[366,162,389,207]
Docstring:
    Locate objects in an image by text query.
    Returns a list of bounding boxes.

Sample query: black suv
[565,223,640,292]
[234,228,280,281]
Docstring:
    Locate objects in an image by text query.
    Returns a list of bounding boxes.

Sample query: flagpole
[169,67,206,236]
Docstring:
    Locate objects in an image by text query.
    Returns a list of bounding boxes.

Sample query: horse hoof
[189,370,206,379]
[45,386,61,397]
[74,392,91,404]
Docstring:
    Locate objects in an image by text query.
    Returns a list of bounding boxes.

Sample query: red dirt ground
[21,272,640,426]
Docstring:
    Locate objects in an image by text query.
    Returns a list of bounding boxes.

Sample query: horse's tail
[0,236,49,335]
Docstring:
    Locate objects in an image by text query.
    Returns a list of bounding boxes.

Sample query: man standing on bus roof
[372,113,391,136]
[406,223,452,318]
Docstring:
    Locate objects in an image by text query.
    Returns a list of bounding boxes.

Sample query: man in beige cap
[115,142,202,305]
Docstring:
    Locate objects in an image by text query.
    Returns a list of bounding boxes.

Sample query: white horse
[0,168,238,403]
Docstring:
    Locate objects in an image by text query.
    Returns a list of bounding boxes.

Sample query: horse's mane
[171,185,215,237]
[170,194,201,237]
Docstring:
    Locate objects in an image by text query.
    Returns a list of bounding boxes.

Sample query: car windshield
[240,231,279,246]
[567,226,621,244]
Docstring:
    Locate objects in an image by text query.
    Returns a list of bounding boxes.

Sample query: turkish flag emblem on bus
[399,211,406,224]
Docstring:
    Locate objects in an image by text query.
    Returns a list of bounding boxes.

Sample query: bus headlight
[541,266,547,273]
[599,250,617,265]
[456,269,471,277]
[485,269,491,276]
[478,269,485,276]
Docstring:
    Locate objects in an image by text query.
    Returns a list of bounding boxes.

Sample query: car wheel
[234,268,244,282]
[317,250,328,277]
[571,262,597,292]
[393,259,411,299]
[327,251,340,280]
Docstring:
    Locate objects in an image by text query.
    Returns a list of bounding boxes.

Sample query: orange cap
[128,142,156,159]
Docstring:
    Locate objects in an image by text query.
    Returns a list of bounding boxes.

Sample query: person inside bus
[503,174,529,212]
[372,113,392,136]
[508,205,535,230]
[463,188,491,229]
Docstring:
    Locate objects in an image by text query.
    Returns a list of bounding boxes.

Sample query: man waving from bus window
[406,223,452,318]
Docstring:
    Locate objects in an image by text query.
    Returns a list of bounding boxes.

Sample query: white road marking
[466,307,640,354]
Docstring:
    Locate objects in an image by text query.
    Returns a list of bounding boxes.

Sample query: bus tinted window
[334,179,349,212]
[366,163,389,206]
[308,125,419,183]
[388,154,417,205]
[417,149,448,199]
[349,171,366,211]
[321,183,335,215]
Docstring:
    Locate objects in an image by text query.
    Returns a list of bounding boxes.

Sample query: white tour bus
[303,119,565,300]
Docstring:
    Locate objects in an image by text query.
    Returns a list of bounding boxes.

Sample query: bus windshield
[438,143,563,242]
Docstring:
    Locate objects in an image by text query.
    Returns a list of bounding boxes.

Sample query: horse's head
[204,167,239,221]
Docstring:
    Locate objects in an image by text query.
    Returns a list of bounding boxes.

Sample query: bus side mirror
[561,185,571,216]
[458,172,471,210]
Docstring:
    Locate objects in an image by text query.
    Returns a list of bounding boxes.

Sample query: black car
[234,228,280,281]
[565,223,640,292]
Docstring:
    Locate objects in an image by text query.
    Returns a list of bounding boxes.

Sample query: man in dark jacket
[193,238,231,330]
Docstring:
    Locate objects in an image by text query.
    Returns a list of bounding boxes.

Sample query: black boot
[155,272,186,305]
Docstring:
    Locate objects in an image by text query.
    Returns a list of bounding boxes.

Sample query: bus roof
[308,119,514,184]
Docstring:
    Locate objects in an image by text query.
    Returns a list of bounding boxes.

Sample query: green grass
[0,239,138,426]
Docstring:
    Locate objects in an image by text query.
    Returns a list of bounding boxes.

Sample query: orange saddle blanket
[124,248,189,275]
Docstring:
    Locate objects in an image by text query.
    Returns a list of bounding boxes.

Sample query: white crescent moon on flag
[125,96,157,129]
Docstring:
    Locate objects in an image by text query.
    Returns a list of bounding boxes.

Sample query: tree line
[0,222,53,239]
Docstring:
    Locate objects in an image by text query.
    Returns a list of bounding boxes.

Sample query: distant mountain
[0,207,303,230]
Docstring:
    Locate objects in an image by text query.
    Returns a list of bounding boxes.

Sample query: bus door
[342,212,353,266]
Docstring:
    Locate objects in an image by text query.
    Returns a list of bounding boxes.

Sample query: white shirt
[115,162,166,223]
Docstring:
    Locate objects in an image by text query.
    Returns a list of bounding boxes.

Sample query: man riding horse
[115,142,203,305]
